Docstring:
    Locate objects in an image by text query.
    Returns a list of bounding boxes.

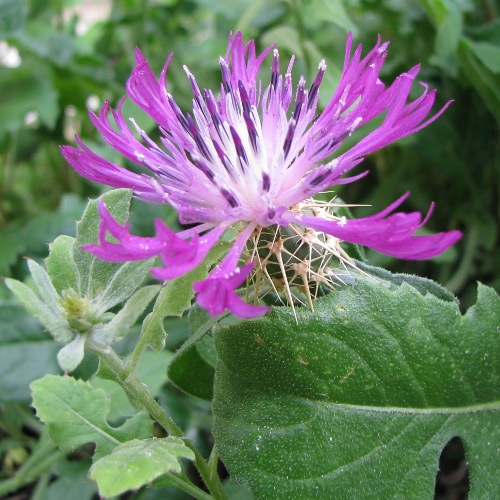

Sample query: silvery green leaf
[31,375,153,461]
[27,258,63,318]
[89,437,194,497]
[5,278,72,343]
[57,334,86,372]
[74,189,133,298]
[45,235,79,295]
[213,282,499,498]
[91,285,161,347]
[91,259,155,316]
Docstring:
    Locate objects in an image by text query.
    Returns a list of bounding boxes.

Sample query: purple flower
[61,32,461,318]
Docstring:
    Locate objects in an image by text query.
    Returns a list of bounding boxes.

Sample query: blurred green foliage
[0,0,498,497]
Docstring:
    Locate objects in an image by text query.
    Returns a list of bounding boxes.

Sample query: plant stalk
[92,346,227,500]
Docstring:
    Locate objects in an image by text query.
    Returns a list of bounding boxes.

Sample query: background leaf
[0,65,58,136]
[37,459,97,500]
[0,0,27,37]
[213,282,499,498]
[0,302,60,402]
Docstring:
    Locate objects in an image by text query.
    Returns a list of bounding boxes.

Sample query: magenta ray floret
[61,32,461,318]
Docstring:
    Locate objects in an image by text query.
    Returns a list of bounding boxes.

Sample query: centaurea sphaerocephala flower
[61,32,461,318]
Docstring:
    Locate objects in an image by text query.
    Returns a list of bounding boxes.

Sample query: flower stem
[91,346,227,500]
[445,225,478,293]
[165,472,214,500]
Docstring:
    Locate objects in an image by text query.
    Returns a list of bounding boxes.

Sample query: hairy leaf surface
[213,282,499,498]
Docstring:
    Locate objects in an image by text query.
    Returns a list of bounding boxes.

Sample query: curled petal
[152,225,226,280]
[126,49,175,129]
[83,199,221,275]
[83,200,166,261]
[285,194,462,260]
[194,263,269,318]
[193,223,270,318]
[60,141,165,203]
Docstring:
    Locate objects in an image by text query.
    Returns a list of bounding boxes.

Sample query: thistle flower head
[61,32,461,318]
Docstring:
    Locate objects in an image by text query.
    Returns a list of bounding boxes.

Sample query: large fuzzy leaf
[213,282,499,498]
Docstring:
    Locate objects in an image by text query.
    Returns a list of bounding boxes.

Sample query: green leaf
[459,37,500,121]
[0,225,26,277]
[31,374,153,460]
[45,235,79,295]
[40,458,97,500]
[308,0,357,35]
[261,26,303,59]
[468,41,500,73]
[91,259,155,316]
[56,334,86,373]
[213,282,499,498]
[0,302,60,402]
[91,285,160,346]
[354,260,457,303]
[89,437,194,497]
[27,259,63,319]
[434,2,462,57]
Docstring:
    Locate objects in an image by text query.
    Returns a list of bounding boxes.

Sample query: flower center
[244,198,359,313]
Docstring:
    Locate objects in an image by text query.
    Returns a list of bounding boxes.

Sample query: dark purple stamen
[184,113,213,161]
[244,115,258,153]
[237,81,258,153]
[220,188,239,208]
[309,170,330,187]
[212,140,236,179]
[219,58,232,94]
[292,79,305,121]
[262,173,271,192]
[230,126,248,170]
[271,50,279,89]
[283,119,296,159]
[238,81,251,114]
[204,89,218,116]
[307,61,325,110]
[220,58,238,109]
[185,70,209,120]
[189,153,216,183]
[204,89,229,142]
[167,94,190,132]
